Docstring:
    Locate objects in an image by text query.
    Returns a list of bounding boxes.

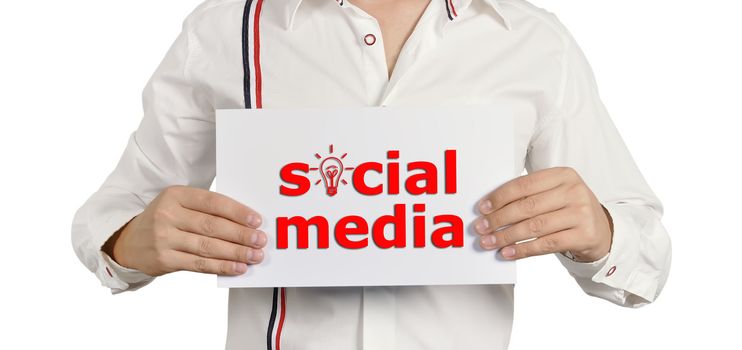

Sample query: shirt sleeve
[525,24,672,307]
[70,7,216,294]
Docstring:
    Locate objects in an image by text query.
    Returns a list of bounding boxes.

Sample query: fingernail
[480,235,496,248]
[501,246,515,259]
[475,218,490,233]
[254,231,267,246]
[251,249,264,263]
[235,263,247,273]
[479,199,493,213]
[247,214,262,228]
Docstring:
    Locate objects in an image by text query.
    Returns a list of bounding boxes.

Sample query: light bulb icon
[311,144,353,197]
[319,157,343,196]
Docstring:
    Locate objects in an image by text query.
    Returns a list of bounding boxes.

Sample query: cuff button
[105,266,113,278]
[606,265,617,277]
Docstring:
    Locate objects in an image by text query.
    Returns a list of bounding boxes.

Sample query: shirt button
[364,34,376,46]
[606,265,617,277]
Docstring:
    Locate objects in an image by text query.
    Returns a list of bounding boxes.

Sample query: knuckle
[151,220,173,240]
[219,261,232,275]
[193,258,209,273]
[488,214,501,230]
[153,251,170,270]
[519,197,537,213]
[528,216,545,234]
[491,191,506,209]
[576,204,592,217]
[516,176,534,194]
[235,246,249,262]
[499,230,515,246]
[152,207,174,223]
[204,195,221,213]
[197,238,213,256]
[238,229,253,246]
[152,228,171,249]
[541,235,560,253]
[200,216,217,235]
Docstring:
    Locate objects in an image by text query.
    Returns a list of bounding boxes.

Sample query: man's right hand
[102,185,267,277]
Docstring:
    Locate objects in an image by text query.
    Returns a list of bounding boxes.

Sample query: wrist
[571,205,614,262]
[102,217,135,268]
[601,204,615,238]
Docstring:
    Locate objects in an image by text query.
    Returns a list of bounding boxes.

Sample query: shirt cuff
[556,203,659,307]
[556,250,610,279]
[101,251,154,284]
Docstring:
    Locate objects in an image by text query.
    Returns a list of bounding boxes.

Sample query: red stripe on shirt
[275,287,287,350]
[253,0,264,108]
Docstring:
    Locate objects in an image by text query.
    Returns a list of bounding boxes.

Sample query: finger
[499,229,578,260]
[174,207,268,249]
[479,208,579,250]
[172,186,263,228]
[169,250,248,276]
[474,186,568,234]
[478,167,575,215]
[174,230,265,265]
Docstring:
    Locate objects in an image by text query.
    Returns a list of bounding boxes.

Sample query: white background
[0,0,740,349]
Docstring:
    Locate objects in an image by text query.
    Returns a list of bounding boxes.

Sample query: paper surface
[216,106,516,288]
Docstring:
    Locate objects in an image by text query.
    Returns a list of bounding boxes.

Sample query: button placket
[357,23,388,105]
[339,1,390,104]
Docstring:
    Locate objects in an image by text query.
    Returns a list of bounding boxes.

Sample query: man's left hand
[474,167,613,262]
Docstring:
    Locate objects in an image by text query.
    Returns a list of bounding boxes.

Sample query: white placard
[216,106,515,288]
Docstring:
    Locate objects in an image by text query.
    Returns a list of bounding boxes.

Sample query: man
[72,0,672,348]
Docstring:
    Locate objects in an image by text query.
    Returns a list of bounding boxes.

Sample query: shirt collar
[283,0,511,31]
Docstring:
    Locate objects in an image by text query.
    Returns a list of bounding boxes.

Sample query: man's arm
[70,3,266,293]
[474,16,671,307]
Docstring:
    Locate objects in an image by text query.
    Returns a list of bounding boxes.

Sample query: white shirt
[71,0,672,349]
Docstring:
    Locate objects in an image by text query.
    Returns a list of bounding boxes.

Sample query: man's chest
[187,0,562,169]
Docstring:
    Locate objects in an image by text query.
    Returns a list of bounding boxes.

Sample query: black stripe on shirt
[266,287,279,350]
[444,0,454,21]
[242,0,253,109]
